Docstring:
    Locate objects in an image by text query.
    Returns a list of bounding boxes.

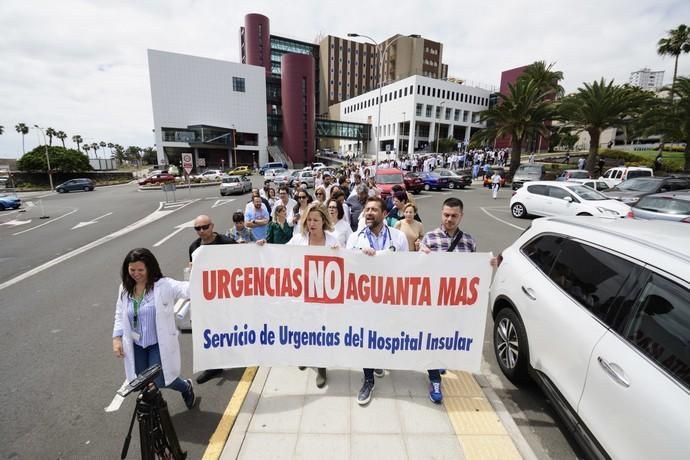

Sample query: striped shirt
[421,227,476,253]
[113,290,158,348]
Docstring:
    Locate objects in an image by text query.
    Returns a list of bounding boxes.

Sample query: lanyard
[365,226,390,251]
[132,291,145,329]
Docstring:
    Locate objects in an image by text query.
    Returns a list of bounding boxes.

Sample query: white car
[490,216,690,460]
[510,181,630,219]
[599,166,653,188]
[264,167,287,178]
[194,169,223,181]
[219,175,252,196]
[288,169,315,188]
[566,178,611,192]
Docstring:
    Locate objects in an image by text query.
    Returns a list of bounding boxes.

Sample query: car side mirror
[564,196,573,203]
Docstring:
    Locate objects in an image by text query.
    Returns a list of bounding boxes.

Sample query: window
[232,77,246,92]
[546,186,573,200]
[549,240,637,320]
[521,235,563,274]
[625,274,690,388]
[454,109,460,121]
[445,107,451,120]
[425,104,433,117]
[435,106,441,118]
[416,103,423,116]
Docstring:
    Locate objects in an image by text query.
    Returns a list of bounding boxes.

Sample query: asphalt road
[0,178,583,459]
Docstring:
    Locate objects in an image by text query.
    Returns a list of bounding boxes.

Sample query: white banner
[190,245,491,373]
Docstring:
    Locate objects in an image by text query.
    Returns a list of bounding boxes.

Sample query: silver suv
[490,217,689,459]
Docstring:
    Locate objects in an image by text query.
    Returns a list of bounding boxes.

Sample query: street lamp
[33,125,54,191]
[348,33,420,168]
[435,101,446,154]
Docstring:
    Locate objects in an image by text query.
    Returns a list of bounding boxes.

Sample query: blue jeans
[133,343,188,393]
[363,368,441,383]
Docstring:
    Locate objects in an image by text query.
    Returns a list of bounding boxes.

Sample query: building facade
[629,68,664,91]
[148,49,268,170]
[335,75,490,156]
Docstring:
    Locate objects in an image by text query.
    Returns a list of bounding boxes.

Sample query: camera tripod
[121,382,187,460]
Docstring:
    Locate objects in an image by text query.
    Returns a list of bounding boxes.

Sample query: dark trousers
[363,368,441,383]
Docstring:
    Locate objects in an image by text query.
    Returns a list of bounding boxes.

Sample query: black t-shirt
[188,233,236,261]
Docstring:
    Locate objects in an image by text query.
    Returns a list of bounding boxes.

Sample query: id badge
[130,330,141,341]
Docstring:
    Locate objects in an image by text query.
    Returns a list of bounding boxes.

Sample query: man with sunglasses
[188,214,235,383]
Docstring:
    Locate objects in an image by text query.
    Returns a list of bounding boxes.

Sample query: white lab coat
[113,278,190,386]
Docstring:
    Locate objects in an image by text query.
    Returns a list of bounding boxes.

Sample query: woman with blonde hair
[395,202,424,251]
[286,202,339,388]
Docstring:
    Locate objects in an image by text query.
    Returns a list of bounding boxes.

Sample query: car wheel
[511,202,527,218]
[0,203,5,211]
[577,212,592,216]
[448,182,455,189]
[493,308,530,384]
[424,184,431,191]
[83,186,90,191]
[57,188,66,193]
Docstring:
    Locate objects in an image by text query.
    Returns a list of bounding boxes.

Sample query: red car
[403,172,424,194]
[374,168,405,199]
[138,171,176,186]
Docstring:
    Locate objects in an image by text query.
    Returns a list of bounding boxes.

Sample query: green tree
[83,144,91,157]
[113,144,127,163]
[15,123,29,154]
[72,135,83,152]
[645,77,690,170]
[99,141,107,158]
[142,147,158,165]
[657,24,690,97]
[519,61,564,99]
[91,142,99,158]
[107,142,114,158]
[125,146,142,164]
[46,127,56,146]
[474,79,555,178]
[17,146,92,172]
[558,79,652,172]
[56,130,67,148]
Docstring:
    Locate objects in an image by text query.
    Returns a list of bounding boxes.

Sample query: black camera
[118,364,161,397]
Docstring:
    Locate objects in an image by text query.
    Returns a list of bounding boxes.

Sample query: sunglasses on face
[194,224,211,231]
[316,192,324,196]
[298,196,308,199]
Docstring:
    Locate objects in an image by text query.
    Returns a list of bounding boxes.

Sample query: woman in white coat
[112,248,195,409]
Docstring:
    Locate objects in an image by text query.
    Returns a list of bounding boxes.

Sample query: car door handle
[521,286,536,300]
[597,357,630,388]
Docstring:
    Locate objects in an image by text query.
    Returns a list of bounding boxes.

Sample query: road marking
[211,198,236,208]
[0,200,198,292]
[0,219,31,227]
[480,207,526,231]
[12,209,79,236]
[36,192,55,198]
[71,212,113,230]
[153,219,196,247]
[202,367,257,460]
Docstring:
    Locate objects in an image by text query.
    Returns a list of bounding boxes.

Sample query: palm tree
[657,24,690,98]
[519,61,565,99]
[15,123,29,154]
[474,79,556,177]
[91,142,99,159]
[558,79,651,172]
[99,141,107,158]
[107,142,114,158]
[645,77,690,170]
[83,144,91,158]
[72,135,83,152]
[46,127,56,146]
[56,131,67,148]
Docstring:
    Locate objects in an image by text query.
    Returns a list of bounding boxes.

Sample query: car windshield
[376,173,403,184]
[614,178,659,192]
[569,171,589,179]
[223,177,239,183]
[518,166,542,174]
[635,196,690,214]
[566,185,609,201]
[436,169,454,176]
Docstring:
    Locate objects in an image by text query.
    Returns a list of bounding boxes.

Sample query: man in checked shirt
[420,197,497,403]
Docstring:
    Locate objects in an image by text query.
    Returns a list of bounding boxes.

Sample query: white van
[600,166,653,188]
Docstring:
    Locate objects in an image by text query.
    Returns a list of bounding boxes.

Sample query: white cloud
[1,0,689,158]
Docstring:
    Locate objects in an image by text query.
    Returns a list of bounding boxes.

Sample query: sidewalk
[217,367,536,460]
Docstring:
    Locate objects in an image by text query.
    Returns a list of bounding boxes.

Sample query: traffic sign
[182,153,193,175]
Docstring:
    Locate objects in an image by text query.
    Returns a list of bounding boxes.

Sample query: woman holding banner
[287,202,340,388]
[112,248,196,409]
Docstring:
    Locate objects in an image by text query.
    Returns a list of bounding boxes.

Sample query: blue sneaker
[429,381,443,404]
[357,379,375,406]
[182,379,196,409]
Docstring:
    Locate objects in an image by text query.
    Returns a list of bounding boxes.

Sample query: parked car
[271,170,293,187]
[482,166,507,188]
[228,166,252,176]
[138,172,175,186]
[566,178,611,192]
[555,169,591,181]
[264,167,287,178]
[194,169,223,181]
[509,181,630,219]
[259,161,288,175]
[289,170,315,188]
[55,178,96,192]
[628,190,690,222]
[600,166,653,188]
[436,168,472,189]
[511,163,550,190]
[418,171,449,191]
[374,168,405,198]
[490,216,690,460]
[403,172,424,194]
[0,192,21,210]
[603,176,690,204]
[219,175,252,196]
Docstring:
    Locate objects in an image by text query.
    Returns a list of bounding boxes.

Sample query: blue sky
[1,0,689,158]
